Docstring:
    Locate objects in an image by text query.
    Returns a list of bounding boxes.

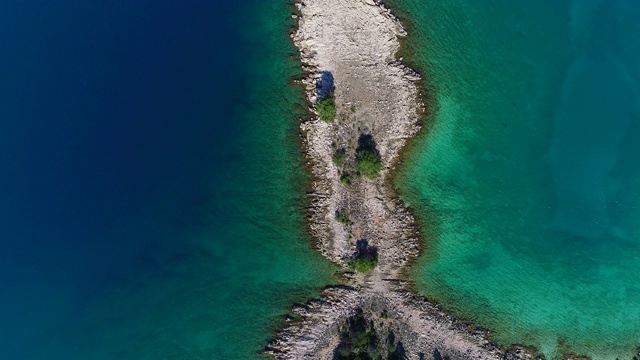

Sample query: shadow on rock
[357,132,379,156]
[433,348,450,360]
[353,239,378,262]
[317,70,335,101]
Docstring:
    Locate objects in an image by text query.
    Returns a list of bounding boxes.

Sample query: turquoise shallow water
[389,0,640,358]
[0,1,334,359]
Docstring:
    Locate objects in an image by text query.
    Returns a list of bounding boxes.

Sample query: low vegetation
[347,257,378,273]
[340,172,352,186]
[356,148,382,179]
[318,95,336,122]
[347,239,378,273]
[333,148,347,167]
[335,210,352,226]
[333,308,406,360]
[333,308,379,360]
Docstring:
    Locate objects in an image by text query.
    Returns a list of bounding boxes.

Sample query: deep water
[389,0,640,358]
[0,1,334,359]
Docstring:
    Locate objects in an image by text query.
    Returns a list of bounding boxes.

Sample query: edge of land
[266,1,539,359]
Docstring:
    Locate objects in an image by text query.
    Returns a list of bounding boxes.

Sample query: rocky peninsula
[267,1,533,359]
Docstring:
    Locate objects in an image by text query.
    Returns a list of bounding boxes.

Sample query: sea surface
[389,0,640,358]
[0,1,335,359]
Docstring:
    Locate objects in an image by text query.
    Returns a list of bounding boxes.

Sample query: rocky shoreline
[266,1,533,359]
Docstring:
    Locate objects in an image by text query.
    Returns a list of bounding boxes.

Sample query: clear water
[0,1,334,359]
[388,0,640,358]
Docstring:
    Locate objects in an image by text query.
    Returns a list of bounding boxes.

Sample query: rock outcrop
[267,1,533,359]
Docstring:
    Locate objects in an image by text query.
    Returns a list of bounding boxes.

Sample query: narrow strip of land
[267,1,531,359]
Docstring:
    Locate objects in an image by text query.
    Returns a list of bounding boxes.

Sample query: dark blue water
[0,1,334,358]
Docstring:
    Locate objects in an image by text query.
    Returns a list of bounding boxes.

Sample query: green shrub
[356,149,382,179]
[340,172,352,186]
[347,239,378,273]
[335,211,352,225]
[332,148,347,167]
[334,308,379,360]
[347,257,378,273]
[334,308,405,360]
[317,95,336,122]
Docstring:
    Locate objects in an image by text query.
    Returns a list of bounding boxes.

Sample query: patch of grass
[317,95,336,122]
[347,239,378,273]
[346,257,378,273]
[333,148,347,167]
[356,148,382,179]
[335,211,352,226]
[340,172,352,186]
